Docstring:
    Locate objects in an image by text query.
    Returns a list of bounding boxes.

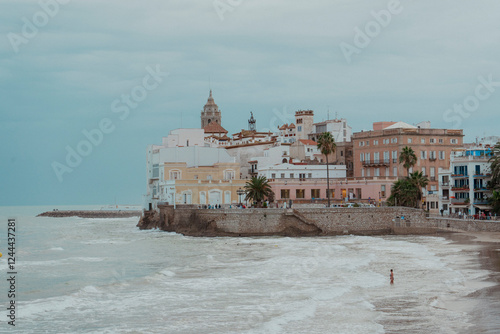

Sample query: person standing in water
[390,269,394,284]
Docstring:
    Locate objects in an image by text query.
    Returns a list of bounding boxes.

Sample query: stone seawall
[38,210,142,218]
[426,217,500,233]
[137,206,433,237]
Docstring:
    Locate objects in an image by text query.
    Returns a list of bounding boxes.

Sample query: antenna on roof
[327,106,330,120]
[209,75,211,90]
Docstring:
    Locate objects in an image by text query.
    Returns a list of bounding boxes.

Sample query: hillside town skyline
[144,90,498,216]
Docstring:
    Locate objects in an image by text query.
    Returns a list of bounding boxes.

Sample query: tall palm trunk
[326,155,330,207]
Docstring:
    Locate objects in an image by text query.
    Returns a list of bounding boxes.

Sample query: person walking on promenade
[390,269,394,284]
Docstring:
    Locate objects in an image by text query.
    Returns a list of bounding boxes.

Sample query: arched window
[282,158,288,163]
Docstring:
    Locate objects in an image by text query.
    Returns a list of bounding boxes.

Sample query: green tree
[409,171,429,207]
[387,172,428,208]
[244,176,273,208]
[489,142,500,190]
[488,190,500,214]
[317,132,336,207]
[399,146,417,177]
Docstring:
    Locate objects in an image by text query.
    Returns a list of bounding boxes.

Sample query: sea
[0,205,499,334]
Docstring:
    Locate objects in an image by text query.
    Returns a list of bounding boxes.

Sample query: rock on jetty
[38,210,142,218]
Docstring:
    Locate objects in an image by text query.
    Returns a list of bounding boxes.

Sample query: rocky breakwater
[137,205,433,237]
[38,210,142,218]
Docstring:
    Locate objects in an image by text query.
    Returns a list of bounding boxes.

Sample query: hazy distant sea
[0,206,499,333]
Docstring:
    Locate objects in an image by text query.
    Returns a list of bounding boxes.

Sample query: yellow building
[162,161,246,205]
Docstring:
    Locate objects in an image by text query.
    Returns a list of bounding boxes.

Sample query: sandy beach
[443,232,500,333]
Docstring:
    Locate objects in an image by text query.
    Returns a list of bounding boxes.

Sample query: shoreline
[443,232,500,333]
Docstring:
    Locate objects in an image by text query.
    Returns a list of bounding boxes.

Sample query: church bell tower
[201,90,222,128]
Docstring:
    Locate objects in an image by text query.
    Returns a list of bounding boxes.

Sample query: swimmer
[390,269,394,284]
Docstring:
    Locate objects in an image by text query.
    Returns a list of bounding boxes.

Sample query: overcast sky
[1,0,499,206]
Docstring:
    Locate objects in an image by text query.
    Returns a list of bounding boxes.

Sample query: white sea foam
[4,211,499,334]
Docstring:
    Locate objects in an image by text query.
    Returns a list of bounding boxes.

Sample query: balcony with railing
[473,199,489,205]
[362,159,390,167]
[451,198,470,205]
[451,186,470,192]
[451,174,468,179]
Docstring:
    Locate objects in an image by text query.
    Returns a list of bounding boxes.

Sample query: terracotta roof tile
[203,122,228,133]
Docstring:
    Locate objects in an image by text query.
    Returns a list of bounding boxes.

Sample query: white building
[162,128,205,148]
[447,145,494,215]
[309,118,352,143]
[258,163,346,180]
[144,130,238,210]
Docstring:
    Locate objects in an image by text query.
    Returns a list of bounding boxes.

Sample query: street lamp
[237,188,245,206]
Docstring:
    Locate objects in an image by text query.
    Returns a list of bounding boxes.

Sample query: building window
[422,167,426,176]
[271,173,276,179]
[421,138,425,144]
[374,152,380,163]
[296,189,305,199]
[152,164,159,178]
[311,189,320,198]
[408,138,412,144]
[170,170,181,180]
[391,138,398,143]
[429,151,436,160]
[439,151,445,160]
[281,173,285,178]
[224,170,235,180]
[383,139,389,144]
[381,185,386,198]
[374,140,378,145]
[451,139,457,144]
[290,173,294,179]
[392,151,398,162]
[341,151,344,156]
[281,189,290,199]
[430,138,435,144]
[366,141,369,146]
[360,153,364,162]
[367,169,371,177]
[439,139,443,144]
[298,126,302,132]
[207,175,212,180]
[375,168,380,177]
[421,151,427,160]
[393,167,398,176]
[308,173,312,178]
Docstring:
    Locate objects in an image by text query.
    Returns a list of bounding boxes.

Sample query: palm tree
[489,142,500,190]
[399,146,417,177]
[317,132,336,207]
[388,179,416,207]
[244,176,273,208]
[488,190,500,214]
[409,171,429,208]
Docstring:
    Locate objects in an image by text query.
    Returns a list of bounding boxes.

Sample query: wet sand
[443,232,500,333]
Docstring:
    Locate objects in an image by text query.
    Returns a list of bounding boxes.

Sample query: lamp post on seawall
[237,188,245,207]
[378,192,381,207]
